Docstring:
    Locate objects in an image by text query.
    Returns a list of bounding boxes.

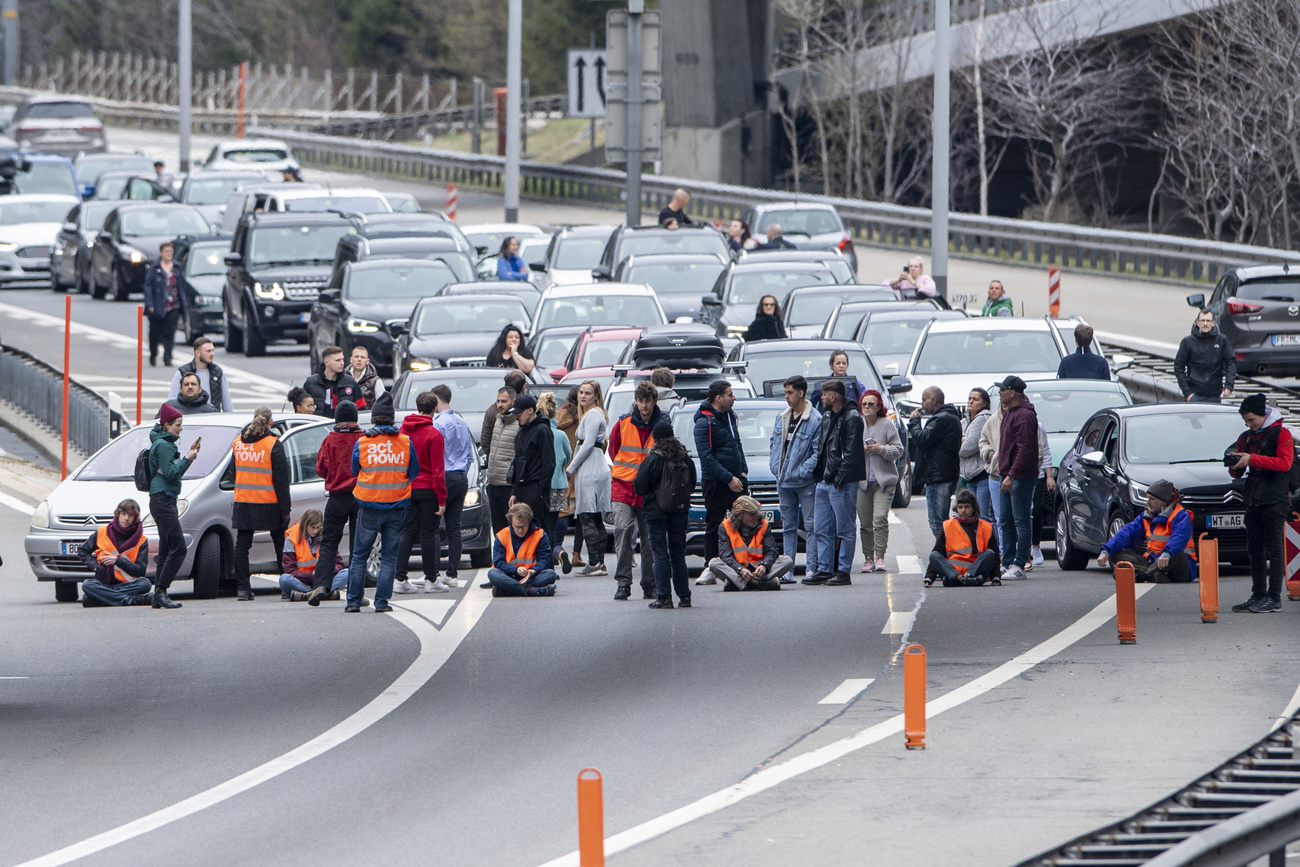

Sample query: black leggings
[578,512,606,565]
[149,492,186,592]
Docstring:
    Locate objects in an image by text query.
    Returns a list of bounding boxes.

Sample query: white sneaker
[1002,565,1028,580]
[426,580,451,593]
[1031,547,1044,567]
[695,569,717,586]
[442,577,460,589]
[393,580,418,594]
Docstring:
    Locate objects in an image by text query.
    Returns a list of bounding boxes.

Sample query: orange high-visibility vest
[724,518,768,565]
[354,433,413,504]
[232,434,278,503]
[497,526,544,570]
[1143,504,1197,561]
[943,518,993,575]
[611,415,654,483]
[285,524,320,572]
[93,524,145,583]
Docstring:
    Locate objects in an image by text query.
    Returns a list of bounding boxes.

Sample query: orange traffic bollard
[904,643,926,750]
[577,768,604,867]
[1115,562,1137,644]
[1285,515,1300,600]
[1199,533,1219,623]
[1048,265,1061,317]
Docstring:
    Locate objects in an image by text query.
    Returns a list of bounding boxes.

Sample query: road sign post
[606,3,661,227]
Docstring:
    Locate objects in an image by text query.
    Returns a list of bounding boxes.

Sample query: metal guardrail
[0,344,127,459]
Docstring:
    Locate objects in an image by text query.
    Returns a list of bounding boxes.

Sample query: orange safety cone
[1285,514,1300,600]
[904,644,926,749]
[577,768,604,867]
[1115,561,1137,644]
[1199,533,1219,623]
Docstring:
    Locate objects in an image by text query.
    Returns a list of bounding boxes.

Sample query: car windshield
[533,293,664,332]
[914,330,1061,375]
[248,224,353,265]
[0,200,77,224]
[119,207,210,238]
[744,348,880,395]
[753,208,844,236]
[535,331,582,369]
[1123,412,1246,464]
[465,229,544,251]
[75,425,231,481]
[94,175,132,200]
[861,317,937,358]
[385,192,420,212]
[787,291,858,326]
[578,338,636,369]
[614,231,729,265]
[221,148,289,163]
[727,269,834,306]
[27,101,96,120]
[1013,388,1130,434]
[185,176,260,205]
[674,405,781,457]
[15,163,78,197]
[1235,280,1300,302]
[80,201,117,231]
[347,264,456,299]
[396,372,514,410]
[186,244,228,277]
[76,155,153,184]
[625,261,724,296]
[553,236,609,270]
[284,195,389,214]
[414,299,531,336]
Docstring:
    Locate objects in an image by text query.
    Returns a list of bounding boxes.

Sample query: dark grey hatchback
[1188,265,1300,377]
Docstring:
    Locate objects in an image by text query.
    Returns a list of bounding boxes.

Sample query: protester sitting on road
[162,372,218,416]
[349,345,386,406]
[859,389,904,574]
[231,406,291,602]
[658,188,694,227]
[78,499,151,607]
[889,256,937,298]
[168,336,231,413]
[707,496,791,591]
[1057,323,1110,380]
[304,345,366,419]
[810,349,867,410]
[755,223,796,251]
[287,386,315,416]
[566,379,611,577]
[280,509,349,601]
[486,324,536,374]
[1097,479,1197,583]
[1175,309,1236,404]
[633,420,697,608]
[148,403,199,609]
[925,489,1001,587]
[497,236,531,282]
[744,294,787,342]
[980,280,1013,316]
[487,502,558,597]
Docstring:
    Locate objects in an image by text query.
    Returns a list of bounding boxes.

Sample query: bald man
[657,188,694,228]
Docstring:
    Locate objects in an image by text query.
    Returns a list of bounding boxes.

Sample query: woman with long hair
[744,294,787,342]
[960,388,994,523]
[565,379,612,576]
[632,419,697,607]
[857,389,904,573]
[496,235,530,282]
[554,386,585,570]
[279,508,350,600]
[535,392,575,570]
[727,219,755,254]
[231,406,290,602]
[811,348,868,410]
[486,323,536,374]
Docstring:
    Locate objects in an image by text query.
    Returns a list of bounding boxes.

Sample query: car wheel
[1055,502,1089,570]
[191,532,223,599]
[54,579,79,602]
[112,267,130,302]
[90,268,107,300]
[893,460,913,508]
[1107,510,1128,543]
[50,266,65,292]
[244,305,267,357]
[75,263,91,295]
[364,537,382,587]
[308,343,320,376]
[470,547,492,569]
[223,306,244,354]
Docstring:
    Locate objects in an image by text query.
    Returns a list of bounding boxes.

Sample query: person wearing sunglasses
[744,294,787,342]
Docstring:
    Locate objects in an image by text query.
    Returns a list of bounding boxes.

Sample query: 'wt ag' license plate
[1210,513,1245,529]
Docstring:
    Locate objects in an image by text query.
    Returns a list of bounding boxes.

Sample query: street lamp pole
[178,0,192,173]
[931,0,951,299]
[504,0,523,222]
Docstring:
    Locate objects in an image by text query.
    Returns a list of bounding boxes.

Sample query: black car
[173,236,233,343]
[700,261,839,339]
[613,252,729,322]
[822,299,944,341]
[309,259,460,375]
[222,211,356,356]
[782,285,897,338]
[330,234,475,286]
[1055,404,1252,569]
[392,294,533,374]
[50,199,119,294]
[348,212,475,254]
[438,280,542,315]
[390,367,523,445]
[1187,265,1300,377]
[89,202,213,301]
[592,225,730,279]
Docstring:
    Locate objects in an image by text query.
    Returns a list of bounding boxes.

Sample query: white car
[0,194,80,286]
[202,138,301,174]
[460,222,548,256]
[530,224,617,291]
[530,282,667,336]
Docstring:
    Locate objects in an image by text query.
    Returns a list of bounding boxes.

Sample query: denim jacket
[769,403,822,488]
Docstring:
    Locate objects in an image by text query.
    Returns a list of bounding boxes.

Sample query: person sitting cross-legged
[925,489,1001,587]
[487,502,558,597]
[78,499,153,607]
[1097,478,1197,583]
[708,496,793,591]
[279,509,351,602]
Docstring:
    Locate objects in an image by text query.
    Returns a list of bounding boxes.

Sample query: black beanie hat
[335,400,358,423]
[370,392,395,424]
[1239,393,1267,417]
[652,420,674,440]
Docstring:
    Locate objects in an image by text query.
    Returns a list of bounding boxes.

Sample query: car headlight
[409,359,434,371]
[346,317,381,334]
[30,499,50,528]
[726,324,748,337]
[143,499,188,529]
[128,250,146,264]
[1128,480,1149,507]
[464,489,480,506]
[0,242,17,253]
[197,294,222,307]
[253,281,285,301]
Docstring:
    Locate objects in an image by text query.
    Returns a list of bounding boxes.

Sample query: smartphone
[193,437,202,447]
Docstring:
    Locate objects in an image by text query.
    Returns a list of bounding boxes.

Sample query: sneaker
[875,557,889,572]
[326,591,341,601]
[1249,597,1282,613]
[535,584,556,597]
[1232,596,1263,613]
[802,572,832,586]
[779,575,798,585]
[648,599,674,609]
[289,590,310,602]
[236,590,255,601]
[374,602,393,613]
[442,577,460,589]
[1031,547,1045,567]
[678,598,692,608]
[578,564,607,577]
[614,585,631,601]
[826,572,852,586]
[393,580,417,595]
[560,550,572,574]
[344,604,361,613]
[1002,566,1027,581]
[426,580,451,594]
[695,570,717,586]
[859,561,872,573]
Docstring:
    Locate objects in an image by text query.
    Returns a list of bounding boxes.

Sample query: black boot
[152,590,182,609]
[613,584,631,601]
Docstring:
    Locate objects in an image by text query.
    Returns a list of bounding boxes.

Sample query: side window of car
[1077,415,1108,454]
[282,425,331,484]
[65,204,79,226]
[1102,422,1120,468]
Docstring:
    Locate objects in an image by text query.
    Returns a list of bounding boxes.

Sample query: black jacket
[657,205,693,226]
[694,403,749,483]
[163,390,218,415]
[908,404,962,486]
[744,313,786,342]
[755,237,796,250]
[303,366,365,419]
[177,359,225,413]
[230,427,292,531]
[142,262,188,320]
[817,405,866,487]
[1175,326,1236,399]
[510,414,556,491]
[633,445,698,520]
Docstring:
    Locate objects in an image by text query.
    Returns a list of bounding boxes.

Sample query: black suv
[222,212,356,356]
[329,234,474,286]
[592,225,730,280]
[1188,265,1300,377]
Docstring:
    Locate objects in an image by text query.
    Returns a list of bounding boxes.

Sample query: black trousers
[234,526,284,594]
[396,489,442,582]
[1246,501,1288,601]
[487,484,513,535]
[1112,548,1193,583]
[443,470,468,577]
[513,482,553,541]
[148,310,180,365]
[312,491,357,592]
[702,478,746,563]
[149,492,186,592]
[1031,476,1051,546]
[578,512,606,564]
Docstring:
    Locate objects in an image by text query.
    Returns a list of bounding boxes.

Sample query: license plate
[1211,513,1245,529]
[299,312,310,323]
[61,541,81,555]
[38,131,80,142]
[1272,334,1300,346]
[761,510,774,522]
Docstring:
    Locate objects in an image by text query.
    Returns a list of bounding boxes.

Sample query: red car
[547,326,643,382]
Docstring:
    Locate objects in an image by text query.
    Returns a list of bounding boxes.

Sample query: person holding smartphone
[148,403,201,609]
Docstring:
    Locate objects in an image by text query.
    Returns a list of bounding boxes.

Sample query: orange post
[904,643,926,749]
[446,183,458,220]
[1199,534,1219,622]
[577,768,604,867]
[61,294,70,479]
[1048,265,1061,317]
[1115,561,1137,644]
[237,61,246,138]
[1286,515,1300,600]
[136,304,144,426]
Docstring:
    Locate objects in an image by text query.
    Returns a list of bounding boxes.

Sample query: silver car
[741,202,858,275]
[11,96,107,154]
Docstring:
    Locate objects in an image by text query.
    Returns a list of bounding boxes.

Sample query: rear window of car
[14,162,78,197]
[614,231,729,264]
[752,208,844,236]
[554,236,609,270]
[1235,280,1300,302]
[75,425,232,481]
[26,101,97,120]
[283,196,388,214]
[221,148,289,163]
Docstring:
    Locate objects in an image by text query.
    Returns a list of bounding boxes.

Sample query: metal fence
[0,344,126,459]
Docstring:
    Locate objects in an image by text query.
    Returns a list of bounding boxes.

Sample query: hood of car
[117,234,181,261]
[405,332,498,362]
[187,274,225,295]
[43,477,207,524]
[344,298,422,323]
[547,268,596,286]
[1125,461,1235,493]
[0,222,64,246]
[245,264,332,282]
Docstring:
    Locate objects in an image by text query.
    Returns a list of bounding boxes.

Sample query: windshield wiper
[1167,458,1221,464]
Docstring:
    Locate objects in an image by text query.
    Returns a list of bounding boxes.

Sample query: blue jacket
[492,518,553,572]
[549,418,572,489]
[1102,505,1198,580]
[350,426,420,510]
[769,404,822,487]
[1057,347,1110,381]
[142,262,189,321]
[497,254,530,282]
[694,403,748,484]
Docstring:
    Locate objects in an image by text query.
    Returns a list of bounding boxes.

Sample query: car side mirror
[317,289,339,303]
[591,266,612,281]
[1186,293,1205,308]
[224,252,242,266]
[1078,450,1105,468]
[529,261,547,272]
[700,295,721,307]
[96,230,112,243]
[887,375,912,395]
[478,454,488,471]
[550,366,567,382]
[62,222,76,233]
[475,245,488,256]
[389,321,405,337]
[1110,353,1134,373]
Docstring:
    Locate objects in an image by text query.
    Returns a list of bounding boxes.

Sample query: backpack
[656,457,693,513]
[133,447,153,492]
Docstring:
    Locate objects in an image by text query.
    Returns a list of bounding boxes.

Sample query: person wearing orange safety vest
[486,502,557,597]
[278,509,349,601]
[607,379,665,601]
[925,489,1001,587]
[1097,478,1197,583]
[707,496,791,592]
[231,406,291,601]
[77,498,152,606]
[346,392,419,613]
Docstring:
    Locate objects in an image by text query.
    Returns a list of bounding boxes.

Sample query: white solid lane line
[818,678,876,705]
[887,512,902,525]
[535,585,1156,867]
[894,554,922,574]
[1271,680,1300,732]
[881,611,914,635]
[15,586,494,867]
[0,491,35,515]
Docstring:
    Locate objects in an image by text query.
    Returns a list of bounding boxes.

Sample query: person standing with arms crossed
[694,381,748,585]
[307,400,365,606]
[431,384,474,587]
[230,406,291,602]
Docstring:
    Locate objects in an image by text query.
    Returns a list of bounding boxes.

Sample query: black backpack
[655,457,693,513]
[133,448,153,492]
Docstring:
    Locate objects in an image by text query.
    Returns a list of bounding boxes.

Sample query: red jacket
[400,413,448,503]
[315,423,364,494]
[998,400,1039,480]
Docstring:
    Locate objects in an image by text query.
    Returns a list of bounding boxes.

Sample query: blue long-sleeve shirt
[492,519,553,572]
[497,254,530,282]
[433,409,475,473]
[350,426,420,510]
[1102,505,1198,579]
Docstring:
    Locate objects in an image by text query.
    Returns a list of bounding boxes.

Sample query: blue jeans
[348,506,407,607]
[777,483,817,573]
[973,477,994,524]
[487,567,558,597]
[999,478,1035,568]
[81,576,152,606]
[813,481,857,574]
[985,476,1003,539]
[280,569,348,597]
[647,510,690,602]
[925,481,955,538]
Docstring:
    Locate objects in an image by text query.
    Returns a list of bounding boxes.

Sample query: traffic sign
[567,49,608,119]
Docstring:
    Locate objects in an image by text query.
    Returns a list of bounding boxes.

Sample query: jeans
[1031,476,1051,546]
[999,478,1035,568]
[312,491,357,592]
[81,576,152,606]
[702,478,745,563]
[985,476,1002,530]
[647,510,690,603]
[856,481,895,559]
[1111,549,1193,584]
[924,481,955,539]
[612,501,653,592]
[486,567,558,597]
[813,481,857,574]
[280,569,349,596]
[396,489,442,582]
[927,549,1000,586]
[148,309,180,365]
[348,506,407,607]
[973,476,995,524]
[1246,501,1288,601]
[148,492,186,592]
[234,526,284,595]
[442,471,468,577]
[710,555,794,591]
[578,512,607,566]
[777,483,817,573]
[1189,394,1223,404]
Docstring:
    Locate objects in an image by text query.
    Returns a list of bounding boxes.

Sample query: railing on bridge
[0,344,126,462]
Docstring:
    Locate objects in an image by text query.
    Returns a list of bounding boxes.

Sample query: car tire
[75,264,90,295]
[1055,502,1089,571]
[223,306,244,354]
[364,537,382,587]
[470,548,492,569]
[1107,510,1128,544]
[191,532,223,599]
[112,267,130,302]
[90,268,107,300]
[54,579,79,602]
[893,460,913,508]
[51,267,66,292]
[244,305,267,357]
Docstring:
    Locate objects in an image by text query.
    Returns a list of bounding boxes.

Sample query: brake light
[838,234,853,251]
[14,125,35,134]
[1225,298,1263,315]
[78,124,102,132]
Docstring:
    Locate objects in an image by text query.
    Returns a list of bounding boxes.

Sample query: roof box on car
[631,323,726,371]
